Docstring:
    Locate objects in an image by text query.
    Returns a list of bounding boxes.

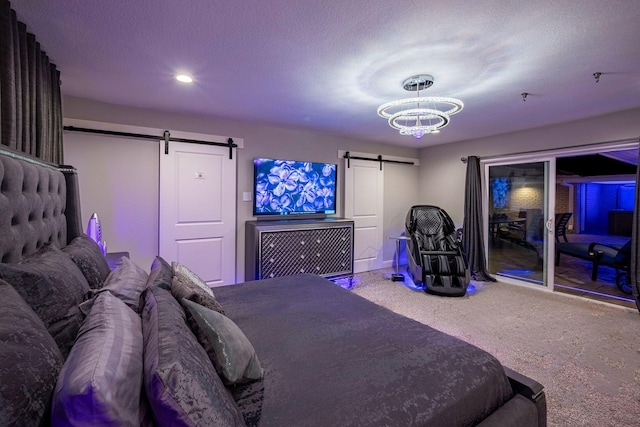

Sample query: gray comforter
[215,274,514,426]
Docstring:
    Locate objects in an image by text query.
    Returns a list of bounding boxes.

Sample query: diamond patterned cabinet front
[245,219,354,281]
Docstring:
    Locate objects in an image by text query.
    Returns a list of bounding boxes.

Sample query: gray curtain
[632,150,640,313]
[0,0,63,164]
[462,156,496,282]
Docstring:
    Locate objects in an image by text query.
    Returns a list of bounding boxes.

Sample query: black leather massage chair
[405,205,470,297]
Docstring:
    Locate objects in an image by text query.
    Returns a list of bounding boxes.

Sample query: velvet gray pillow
[147,256,172,290]
[62,234,111,289]
[51,291,144,426]
[140,286,245,426]
[0,279,64,426]
[81,256,149,315]
[172,262,214,297]
[172,274,226,315]
[182,299,263,385]
[0,244,91,358]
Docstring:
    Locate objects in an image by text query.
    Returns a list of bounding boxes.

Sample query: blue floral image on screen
[254,158,336,215]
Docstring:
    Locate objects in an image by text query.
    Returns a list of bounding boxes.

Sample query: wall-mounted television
[253,157,337,218]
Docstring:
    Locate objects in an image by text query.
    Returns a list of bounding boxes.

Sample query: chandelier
[377,74,463,139]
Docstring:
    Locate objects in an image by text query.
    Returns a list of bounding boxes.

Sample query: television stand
[245,218,354,281]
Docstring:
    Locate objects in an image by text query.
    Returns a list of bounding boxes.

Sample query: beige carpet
[347,268,640,427]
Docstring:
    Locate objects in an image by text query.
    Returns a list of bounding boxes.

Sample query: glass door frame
[479,138,639,293]
[482,155,557,290]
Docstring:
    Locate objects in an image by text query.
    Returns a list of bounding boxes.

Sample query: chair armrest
[587,242,620,258]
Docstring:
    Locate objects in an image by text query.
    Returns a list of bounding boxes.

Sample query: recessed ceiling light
[176,74,193,83]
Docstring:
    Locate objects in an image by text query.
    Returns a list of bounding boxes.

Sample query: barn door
[344,158,384,273]
[159,141,236,286]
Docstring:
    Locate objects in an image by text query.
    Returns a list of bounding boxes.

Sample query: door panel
[159,141,236,286]
[344,159,384,273]
[176,238,223,283]
[354,227,379,260]
[177,153,222,222]
[486,159,554,287]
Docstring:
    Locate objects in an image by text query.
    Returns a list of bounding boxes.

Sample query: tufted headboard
[0,146,83,263]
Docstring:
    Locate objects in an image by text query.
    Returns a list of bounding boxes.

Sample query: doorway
[159,141,237,286]
[483,143,638,308]
[486,159,554,288]
[553,149,637,308]
[344,158,384,273]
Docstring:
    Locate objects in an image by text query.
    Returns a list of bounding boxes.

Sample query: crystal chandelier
[377,74,463,139]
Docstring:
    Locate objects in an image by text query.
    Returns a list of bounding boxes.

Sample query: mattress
[215,274,514,426]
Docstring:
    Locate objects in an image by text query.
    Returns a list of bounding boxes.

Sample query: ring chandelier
[377,74,463,139]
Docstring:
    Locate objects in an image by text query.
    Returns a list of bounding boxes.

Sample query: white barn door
[159,141,236,286]
[344,158,384,273]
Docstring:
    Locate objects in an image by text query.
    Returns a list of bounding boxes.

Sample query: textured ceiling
[9,0,640,148]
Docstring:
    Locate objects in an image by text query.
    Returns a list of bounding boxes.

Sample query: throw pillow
[0,279,64,426]
[172,262,214,297]
[62,234,111,289]
[81,256,149,315]
[230,380,265,427]
[140,286,245,426]
[147,256,173,290]
[51,292,144,426]
[182,299,264,385]
[172,274,226,315]
[0,244,91,358]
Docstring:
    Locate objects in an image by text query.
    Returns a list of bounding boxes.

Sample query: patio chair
[555,239,631,294]
[555,213,572,243]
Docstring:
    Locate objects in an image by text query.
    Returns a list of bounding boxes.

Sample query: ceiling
[556,153,637,177]
[9,1,640,148]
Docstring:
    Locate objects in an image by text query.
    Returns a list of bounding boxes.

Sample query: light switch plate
[242,192,252,202]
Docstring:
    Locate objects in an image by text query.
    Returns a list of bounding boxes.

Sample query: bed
[0,146,546,426]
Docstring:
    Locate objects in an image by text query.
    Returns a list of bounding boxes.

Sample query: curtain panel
[0,0,63,164]
[462,156,495,282]
[632,151,640,313]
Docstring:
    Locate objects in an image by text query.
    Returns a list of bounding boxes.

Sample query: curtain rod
[343,151,414,170]
[63,126,238,159]
[460,136,640,163]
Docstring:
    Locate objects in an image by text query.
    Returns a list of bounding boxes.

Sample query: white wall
[383,163,421,263]
[64,133,158,269]
[418,107,640,226]
[62,96,420,281]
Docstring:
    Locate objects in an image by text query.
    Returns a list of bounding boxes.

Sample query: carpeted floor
[347,268,640,427]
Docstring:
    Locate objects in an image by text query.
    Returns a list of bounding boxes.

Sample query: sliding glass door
[485,158,556,288]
